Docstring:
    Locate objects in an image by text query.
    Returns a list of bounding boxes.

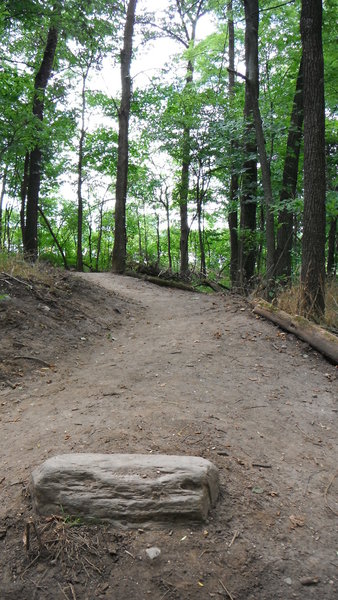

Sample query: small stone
[300,576,320,586]
[284,577,292,586]
[146,547,161,560]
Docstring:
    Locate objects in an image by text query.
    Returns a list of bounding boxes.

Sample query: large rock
[31,454,219,527]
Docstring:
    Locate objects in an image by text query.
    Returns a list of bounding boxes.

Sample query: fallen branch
[12,356,53,368]
[125,271,198,292]
[252,300,338,365]
[196,279,229,293]
[1,271,33,289]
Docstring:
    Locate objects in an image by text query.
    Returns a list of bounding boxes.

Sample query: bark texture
[275,57,304,282]
[23,25,58,261]
[239,0,258,287]
[300,0,326,318]
[112,0,137,273]
[252,301,338,365]
[227,0,239,287]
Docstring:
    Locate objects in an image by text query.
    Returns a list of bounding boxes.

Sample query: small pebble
[146,547,161,560]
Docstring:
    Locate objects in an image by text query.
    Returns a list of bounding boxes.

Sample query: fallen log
[196,279,229,293]
[252,300,338,365]
[125,271,198,292]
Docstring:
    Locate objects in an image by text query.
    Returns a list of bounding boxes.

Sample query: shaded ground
[0,270,337,600]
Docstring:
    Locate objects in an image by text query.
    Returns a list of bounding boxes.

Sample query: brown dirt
[0,270,337,600]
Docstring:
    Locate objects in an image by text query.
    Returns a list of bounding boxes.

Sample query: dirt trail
[1,273,337,600]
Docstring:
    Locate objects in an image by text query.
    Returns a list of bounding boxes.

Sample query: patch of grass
[0,252,59,287]
[276,279,338,329]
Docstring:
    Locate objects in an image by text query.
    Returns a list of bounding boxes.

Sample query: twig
[125,550,135,559]
[83,555,103,574]
[296,424,322,446]
[186,434,207,445]
[252,463,272,469]
[20,554,40,577]
[228,530,239,548]
[58,583,71,600]
[12,356,52,368]
[1,271,33,289]
[69,583,77,600]
[218,579,235,600]
[324,472,338,516]
[243,405,267,410]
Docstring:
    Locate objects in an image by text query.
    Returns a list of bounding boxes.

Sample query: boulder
[31,453,219,527]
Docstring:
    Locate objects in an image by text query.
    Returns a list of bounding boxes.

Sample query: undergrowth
[0,252,59,287]
[276,279,338,330]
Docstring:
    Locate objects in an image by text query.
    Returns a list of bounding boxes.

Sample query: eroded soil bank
[1,272,337,600]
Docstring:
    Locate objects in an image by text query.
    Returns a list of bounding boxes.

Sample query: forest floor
[0,268,337,600]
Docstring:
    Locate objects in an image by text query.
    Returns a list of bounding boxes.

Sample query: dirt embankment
[0,270,337,600]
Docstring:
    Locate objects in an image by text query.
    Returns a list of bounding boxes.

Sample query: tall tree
[153,0,207,279]
[239,0,258,288]
[300,0,326,318]
[227,0,239,287]
[23,8,59,260]
[112,0,137,273]
[275,56,304,283]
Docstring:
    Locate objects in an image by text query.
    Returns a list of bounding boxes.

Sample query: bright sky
[96,0,216,97]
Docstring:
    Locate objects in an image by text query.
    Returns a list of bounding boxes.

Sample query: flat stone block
[31,454,219,527]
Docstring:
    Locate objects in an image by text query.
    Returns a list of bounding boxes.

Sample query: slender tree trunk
[197,191,206,277]
[77,69,89,272]
[0,169,7,250]
[179,57,194,280]
[23,24,58,261]
[165,191,172,272]
[143,206,148,264]
[248,80,275,285]
[156,213,160,266]
[300,0,326,318]
[239,0,258,288]
[112,0,137,273]
[275,56,304,282]
[38,205,68,269]
[227,0,239,287]
[20,152,29,244]
[96,201,104,271]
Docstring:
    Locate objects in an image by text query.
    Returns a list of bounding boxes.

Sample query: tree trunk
[300,0,326,318]
[248,80,275,286]
[239,0,258,288]
[38,205,68,269]
[112,0,137,273]
[96,201,104,271]
[23,24,58,261]
[76,69,89,272]
[327,216,337,275]
[252,301,338,365]
[156,212,161,266]
[227,0,239,287]
[165,189,172,271]
[20,152,30,244]
[275,56,304,282]
[179,59,194,280]
[197,194,206,277]
[0,169,7,250]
